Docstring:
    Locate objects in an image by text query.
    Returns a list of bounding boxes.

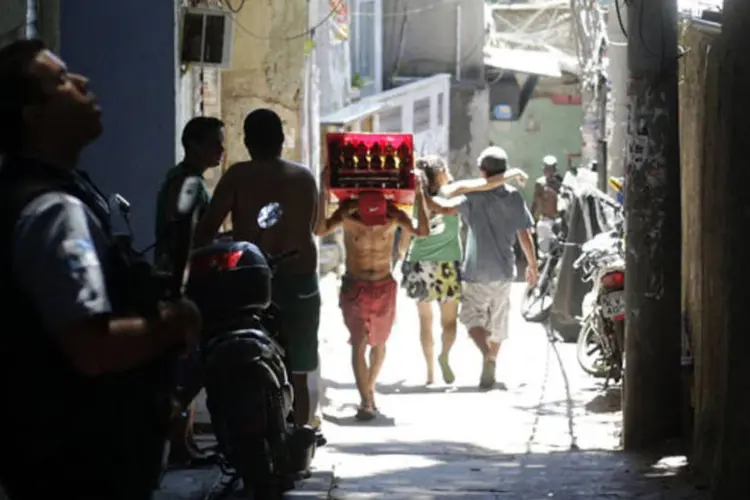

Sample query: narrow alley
[313,276,703,499]
[160,275,706,500]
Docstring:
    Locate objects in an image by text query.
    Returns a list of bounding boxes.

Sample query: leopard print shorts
[400,260,462,302]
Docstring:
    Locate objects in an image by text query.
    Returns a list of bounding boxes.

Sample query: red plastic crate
[326,132,415,206]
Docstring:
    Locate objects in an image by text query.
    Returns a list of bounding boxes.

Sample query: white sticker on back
[60,238,99,271]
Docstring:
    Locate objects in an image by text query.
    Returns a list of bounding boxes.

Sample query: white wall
[314,0,352,117]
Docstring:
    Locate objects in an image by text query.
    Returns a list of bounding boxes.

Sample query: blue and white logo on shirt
[61,238,99,271]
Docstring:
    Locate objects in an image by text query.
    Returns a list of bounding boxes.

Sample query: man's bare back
[194,158,318,275]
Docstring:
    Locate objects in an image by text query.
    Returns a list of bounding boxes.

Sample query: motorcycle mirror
[258,202,283,229]
[111,193,131,215]
[110,193,135,239]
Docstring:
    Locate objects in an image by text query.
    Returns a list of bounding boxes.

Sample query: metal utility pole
[606,0,628,187]
[621,0,682,450]
[596,67,608,192]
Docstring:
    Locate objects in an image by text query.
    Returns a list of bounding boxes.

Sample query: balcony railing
[320,74,451,160]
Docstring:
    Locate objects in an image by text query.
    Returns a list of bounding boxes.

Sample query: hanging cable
[614,0,628,38]
[229,0,345,42]
[226,0,480,43]
[199,65,205,116]
[222,0,246,14]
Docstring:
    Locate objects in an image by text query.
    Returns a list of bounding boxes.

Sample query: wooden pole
[621,0,682,450]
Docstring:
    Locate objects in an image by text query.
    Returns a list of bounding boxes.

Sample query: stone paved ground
[159,274,707,499]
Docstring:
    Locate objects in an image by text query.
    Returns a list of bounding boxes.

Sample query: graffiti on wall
[625,77,668,300]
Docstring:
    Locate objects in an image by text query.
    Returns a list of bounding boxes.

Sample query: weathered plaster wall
[221,0,308,167]
[191,68,223,191]
[383,0,484,82]
[450,83,490,180]
[606,2,628,180]
[314,0,350,118]
[489,96,583,202]
[382,0,488,181]
[678,18,724,485]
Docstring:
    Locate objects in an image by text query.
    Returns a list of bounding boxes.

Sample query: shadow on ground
[322,378,511,396]
[327,440,708,499]
[323,410,397,428]
[585,386,623,414]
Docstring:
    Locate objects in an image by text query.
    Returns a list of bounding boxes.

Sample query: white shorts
[460,280,512,343]
[536,217,556,254]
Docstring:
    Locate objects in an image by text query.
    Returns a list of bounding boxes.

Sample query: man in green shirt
[154,117,224,269]
[154,116,224,466]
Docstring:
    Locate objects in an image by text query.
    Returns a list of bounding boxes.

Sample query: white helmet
[542,155,557,167]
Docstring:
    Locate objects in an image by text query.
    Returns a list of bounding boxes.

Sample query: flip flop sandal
[438,354,456,384]
[479,360,497,389]
[355,407,376,421]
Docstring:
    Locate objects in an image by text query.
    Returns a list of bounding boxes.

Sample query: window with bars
[413,97,431,133]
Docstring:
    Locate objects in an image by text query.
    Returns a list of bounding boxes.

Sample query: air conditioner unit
[180,7,234,68]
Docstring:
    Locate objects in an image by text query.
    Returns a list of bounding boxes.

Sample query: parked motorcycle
[574,219,626,387]
[521,183,575,323]
[184,201,318,499]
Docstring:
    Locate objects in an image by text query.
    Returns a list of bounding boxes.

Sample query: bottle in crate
[326,132,415,226]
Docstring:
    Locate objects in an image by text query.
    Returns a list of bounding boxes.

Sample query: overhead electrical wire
[223,0,480,44]
[225,0,345,41]
[221,0,246,14]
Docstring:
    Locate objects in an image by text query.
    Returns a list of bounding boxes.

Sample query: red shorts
[339,276,397,346]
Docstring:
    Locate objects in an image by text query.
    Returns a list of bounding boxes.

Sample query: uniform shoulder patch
[60,238,100,271]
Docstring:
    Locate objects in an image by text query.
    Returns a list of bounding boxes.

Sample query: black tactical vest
[0,158,173,500]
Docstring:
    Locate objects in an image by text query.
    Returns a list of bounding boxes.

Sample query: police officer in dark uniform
[0,40,201,500]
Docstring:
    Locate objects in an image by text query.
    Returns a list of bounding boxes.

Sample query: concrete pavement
[158,273,705,499]
[311,274,706,499]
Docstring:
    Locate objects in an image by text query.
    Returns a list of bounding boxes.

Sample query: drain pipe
[455,4,462,81]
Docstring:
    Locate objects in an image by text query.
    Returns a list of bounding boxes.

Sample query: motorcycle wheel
[576,313,611,378]
[521,258,555,323]
[239,388,288,499]
[608,319,625,383]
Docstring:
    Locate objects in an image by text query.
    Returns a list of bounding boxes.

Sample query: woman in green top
[400,156,526,385]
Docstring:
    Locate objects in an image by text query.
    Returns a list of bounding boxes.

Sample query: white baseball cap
[542,155,558,166]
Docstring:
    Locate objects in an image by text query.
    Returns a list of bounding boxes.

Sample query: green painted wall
[488,97,583,202]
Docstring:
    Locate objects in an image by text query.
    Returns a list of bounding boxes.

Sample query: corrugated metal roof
[484,47,578,78]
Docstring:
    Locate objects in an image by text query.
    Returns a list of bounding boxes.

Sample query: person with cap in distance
[531,154,564,244]
[532,155,563,219]
[420,146,538,389]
